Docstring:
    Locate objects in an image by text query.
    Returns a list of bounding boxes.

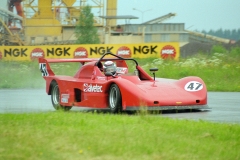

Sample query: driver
[103,61,117,75]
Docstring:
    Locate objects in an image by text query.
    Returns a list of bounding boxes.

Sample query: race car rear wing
[39,58,98,63]
[38,58,99,77]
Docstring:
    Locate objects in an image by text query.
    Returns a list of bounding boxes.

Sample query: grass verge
[0,112,240,160]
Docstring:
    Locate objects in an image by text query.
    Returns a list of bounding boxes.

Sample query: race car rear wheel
[109,84,122,113]
[51,82,72,111]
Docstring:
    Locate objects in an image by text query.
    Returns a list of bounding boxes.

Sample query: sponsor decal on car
[96,76,107,80]
[61,94,69,103]
[116,67,127,74]
[83,83,103,92]
[39,63,49,77]
[184,81,203,92]
[74,47,88,58]
[160,45,176,59]
[117,46,131,58]
[31,48,45,60]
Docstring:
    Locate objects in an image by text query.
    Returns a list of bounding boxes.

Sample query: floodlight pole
[133,8,152,23]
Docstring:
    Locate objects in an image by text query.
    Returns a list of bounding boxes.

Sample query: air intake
[154,101,159,104]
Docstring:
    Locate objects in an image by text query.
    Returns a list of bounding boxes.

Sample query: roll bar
[95,52,138,66]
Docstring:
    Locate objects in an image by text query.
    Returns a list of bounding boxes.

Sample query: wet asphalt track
[0,89,240,124]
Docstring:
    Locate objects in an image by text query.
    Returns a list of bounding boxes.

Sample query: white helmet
[103,61,116,75]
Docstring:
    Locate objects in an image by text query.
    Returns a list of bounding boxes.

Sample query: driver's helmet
[103,61,116,75]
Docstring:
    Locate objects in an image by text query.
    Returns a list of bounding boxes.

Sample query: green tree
[75,5,100,44]
[211,45,227,54]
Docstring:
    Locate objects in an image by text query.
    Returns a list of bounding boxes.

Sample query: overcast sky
[117,0,240,31]
[3,0,239,31]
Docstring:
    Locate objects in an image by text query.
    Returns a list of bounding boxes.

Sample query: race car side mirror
[149,68,158,81]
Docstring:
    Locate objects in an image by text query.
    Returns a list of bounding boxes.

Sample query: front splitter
[125,105,210,111]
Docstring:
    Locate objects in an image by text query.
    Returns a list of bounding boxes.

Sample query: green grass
[0,61,44,88]
[0,46,240,91]
[0,112,240,160]
[0,61,79,89]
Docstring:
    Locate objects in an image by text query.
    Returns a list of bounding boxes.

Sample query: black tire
[51,82,72,111]
[109,84,122,113]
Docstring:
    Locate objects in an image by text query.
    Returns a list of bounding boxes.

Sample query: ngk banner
[0,42,179,61]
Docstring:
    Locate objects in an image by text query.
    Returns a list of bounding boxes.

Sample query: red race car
[39,52,210,113]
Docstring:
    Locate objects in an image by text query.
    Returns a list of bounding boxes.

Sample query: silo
[107,0,117,26]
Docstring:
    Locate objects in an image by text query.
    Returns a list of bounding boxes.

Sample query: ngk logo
[32,52,43,57]
[162,49,174,54]
[74,47,88,58]
[117,46,131,58]
[83,83,103,92]
[31,48,44,60]
[75,51,86,56]
[118,50,129,55]
[160,45,176,59]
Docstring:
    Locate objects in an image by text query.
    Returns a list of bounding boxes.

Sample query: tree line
[198,28,240,41]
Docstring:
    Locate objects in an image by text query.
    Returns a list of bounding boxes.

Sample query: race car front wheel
[51,82,72,111]
[109,84,122,113]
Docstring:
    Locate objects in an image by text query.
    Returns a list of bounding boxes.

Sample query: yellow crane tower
[22,0,117,45]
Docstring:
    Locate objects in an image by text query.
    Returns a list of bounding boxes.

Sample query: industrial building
[0,0,231,46]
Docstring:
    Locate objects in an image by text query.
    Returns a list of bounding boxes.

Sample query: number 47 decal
[184,81,203,92]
